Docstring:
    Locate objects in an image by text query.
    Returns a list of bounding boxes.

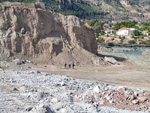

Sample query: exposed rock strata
[0,3,100,65]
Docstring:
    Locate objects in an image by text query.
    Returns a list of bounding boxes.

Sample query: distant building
[116,27,136,36]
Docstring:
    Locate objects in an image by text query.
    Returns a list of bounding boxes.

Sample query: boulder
[13,59,22,65]
[106,96,112,101]
[109,100,114,104]
[0,68,3,71]
[99,100,104,105]
[129,95,136,100]
[137,90,145,95]
[104,57,118,64]
[137,96,149,103]
[26,107,33,112]
[59,108,67,113]
[93,86,100,93]
[132,99,139,104]
[51,98,58,103]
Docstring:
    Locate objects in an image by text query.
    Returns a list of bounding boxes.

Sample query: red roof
[119,27,130,30]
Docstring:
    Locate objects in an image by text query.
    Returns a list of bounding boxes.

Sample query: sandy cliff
[0,3,100,65]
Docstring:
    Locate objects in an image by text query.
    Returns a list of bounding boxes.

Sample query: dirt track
[32,62,150,91]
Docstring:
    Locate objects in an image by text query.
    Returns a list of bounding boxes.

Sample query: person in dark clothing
[72,63,75,69]
[64,63,67,69]
[69,64,71,69]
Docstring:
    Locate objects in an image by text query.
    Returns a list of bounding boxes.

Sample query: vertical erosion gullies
[0,3,100,65]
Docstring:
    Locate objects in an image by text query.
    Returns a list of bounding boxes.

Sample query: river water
[99,46,150,66]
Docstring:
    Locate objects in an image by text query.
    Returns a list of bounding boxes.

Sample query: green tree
[114,21,138,30]
[132,30,141,36]
[97,37,104,43]
[85,19,104,35]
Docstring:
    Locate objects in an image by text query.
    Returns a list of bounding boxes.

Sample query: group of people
[64,63,75,69]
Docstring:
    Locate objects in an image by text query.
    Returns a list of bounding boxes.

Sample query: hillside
[40,0,150,22]
[0,0,150,22]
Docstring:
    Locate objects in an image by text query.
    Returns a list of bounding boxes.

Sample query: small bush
[139,36,144,39]
[132,35,144,40]
[128,40,136,44]
[119,36,125,43]
[132,30,141,36]
[108,43,114,47]
[131,36,139,40]
[97,37,104,43]
[140,40,150,45]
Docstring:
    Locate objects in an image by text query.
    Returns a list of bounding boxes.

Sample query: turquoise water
[99,46,150,66]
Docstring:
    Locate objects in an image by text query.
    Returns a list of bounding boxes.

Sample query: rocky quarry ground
[0,61,150,113]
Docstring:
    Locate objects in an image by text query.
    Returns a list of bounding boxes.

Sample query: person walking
[72,63,75,69]
[69,64,71,69]
[64,63,67,69]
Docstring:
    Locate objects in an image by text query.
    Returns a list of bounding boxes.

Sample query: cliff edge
[0,2,102,66]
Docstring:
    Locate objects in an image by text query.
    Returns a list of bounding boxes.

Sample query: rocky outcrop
[0,3,99,65]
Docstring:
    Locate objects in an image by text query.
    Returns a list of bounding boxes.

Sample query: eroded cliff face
[0,3,99,65]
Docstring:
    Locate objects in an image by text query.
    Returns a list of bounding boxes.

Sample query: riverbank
[99,43,150,48]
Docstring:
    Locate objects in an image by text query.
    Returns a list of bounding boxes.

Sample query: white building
[116,27,135,36]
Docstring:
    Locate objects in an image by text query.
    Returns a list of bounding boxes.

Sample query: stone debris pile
[75,86,150,112]
[0,67,149,113]
[0,59,37,71]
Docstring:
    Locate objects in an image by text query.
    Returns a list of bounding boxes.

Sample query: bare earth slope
[0,2,101,66]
